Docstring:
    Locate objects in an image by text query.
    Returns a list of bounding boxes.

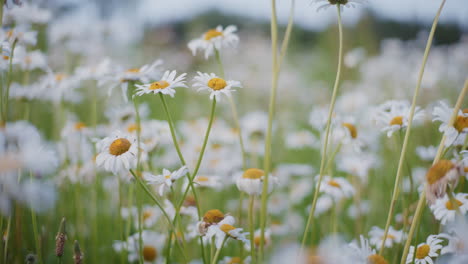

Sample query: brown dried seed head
[74,240,83,264]
[55,217,67,257]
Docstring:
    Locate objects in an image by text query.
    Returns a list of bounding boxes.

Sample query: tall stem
[378,0,446,255]
[301,5,343,250]
[211,237,228,264]
[2,39,17,123]
[400,78,467,264]
[248,196,256,264]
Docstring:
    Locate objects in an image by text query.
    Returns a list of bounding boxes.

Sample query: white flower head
[144,166,188,196]
[318,175,355,201]
[135,70,187,97]
[188,25,239,59]
[433,101,468,147]
[235,168,278,196]
[430,193,468,225]
[368,226,404,249]
[406,235,443,264]
[95,131,138,174]
[193,72,242,101]
[374,100,425,138]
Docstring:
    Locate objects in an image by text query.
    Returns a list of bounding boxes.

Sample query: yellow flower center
[207,78,227,90]
[367,254,388,264]
[204,29,223,40]
[3,55,9,61]
[445,199,463,210]
[228,257,242,264]
[254,235,261,246]
[328,179,341,188]
[6,30,13,38]
[220,224,236,234]
[74,122,86,131]
[426,160,455,185]
[109,138,132,156]
[242,168,264,179]
[415,244,430,259]
[55,74,66,82]
[342,123,358,139]
[126,68,140,73]
[454,115,468,133]
[389,116,404,126]
[143,210,152,221]
[127,124,140,133]
[203,209,224,224]
[142,245,158,262]
[196,176,210,182]
[380,234,396,240]
[149,80,170,90]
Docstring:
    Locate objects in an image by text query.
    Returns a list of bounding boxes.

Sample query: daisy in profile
[95,131,138,174]
[144,166,188,196]
[188,25,239,59]
[318,175,355,201]
[312,0,367,12]
[235,168,278,196]
[374,100,425,137]
[193,72,242,101]
[432,101,468,147]
[425,160,464,203]
[406,235,443,264]
[135,70,187,97]
[368,226,404,248]
[430,193,468,225]
[206,221,250,249]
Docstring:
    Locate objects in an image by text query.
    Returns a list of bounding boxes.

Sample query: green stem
[137,203,144,264]
[378,0,446,255]
[3,217,11,263]
[211,237,228,264]
[400,77,467,264]
[30,174,42,264]
[301,5,343,250]
[249,196,256,264]
[2,39,17,123]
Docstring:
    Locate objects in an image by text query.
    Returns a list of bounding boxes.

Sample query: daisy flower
[425,160,464,203]
[368,226,404,248]
[312,0,367,12]
[192,175,223,189]
[95,131,138,174]
[406,235,443,264]
[235,168,278,196]
[285,130,319,149]
[114,231,165,263]
[348,235,389,264]
[206,222,250,249]
[430,193,468,225]
[318,175,355,201]
[193,72,242,101]
[144,166,188,196]
[220,256,251,264]
[198,209,232,236]
[374,100,425,137]
[416,145,438,162]
[247,229,271,251]
[432,101,468,147]
[188,25,239,59]
[135,70,187,97]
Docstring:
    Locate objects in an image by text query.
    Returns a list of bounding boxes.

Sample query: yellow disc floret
[149,80,170,90]
[203,209,224,224]
[445,199,463,210]
[109,138,132,156]
[208,78,227,90]
[242,168,265,179]
[204,29,223,40]
[454,114,468,133]
[389,116,404,126]
[342,122,358,139]
[220,224,236,234]
[415,244,430,259]
[367,254,389,264]
[426,160,455,185]
[142,245,158,262]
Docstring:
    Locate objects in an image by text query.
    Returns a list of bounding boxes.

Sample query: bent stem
[400,78,467,264]
[301,5,343,250]
[378,0,446,256]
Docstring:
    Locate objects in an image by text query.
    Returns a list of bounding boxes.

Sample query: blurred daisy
[312,0,367,12]
[193,72,242,101]
[115,231,165,263]
[12,46,48,71]
[374,100,425,137]
[348,235,389,264]
[285,130,319,149]
[368,226,404,248]
[318,175,355,201]
[198,209,233,236]
[430,193,468,225]
[425,160,464,203]
[192,175,222,189]
[235,168,278,196]
[188,25,239,59]
[135,70,187,97]
[433,101,468,147]
[144,166,188,196]
[95,131,138,174]
[206,222,250,249]
[247,229,271,251]
[406,235,443,264]
[220,256,251,264]
[416,145,438,162]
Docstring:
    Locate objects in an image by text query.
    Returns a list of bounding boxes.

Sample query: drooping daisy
[425,160,464,203]
[312,0,367,12]
[374,100,425,138]
[198,209,233,236]
[235,168,278,196]
[135,70,187,97]
[193,72,242,101]
[144,166,188,196]
[432,101,468,147]
[406,235,443,264]
[206,221,250,249]
[95,131,138,174]
[318,175,355,201]
[188,25,239,59]
[368,226,404,248]
[430,193,468,225]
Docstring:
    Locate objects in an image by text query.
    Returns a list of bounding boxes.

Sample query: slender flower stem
[301,5,343,250]
[137,204,144,264]
[30,173,42,264]
[379,0,446,255]
[2,39,17,123]
[211,237,228,264]
[192,98,217,177]
[400,78,467,264]
[248,196,256,264]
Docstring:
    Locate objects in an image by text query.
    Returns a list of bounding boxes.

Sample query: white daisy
[406,235,443,264]
[285,129,319,149]
[95,131,138,174]
[114,231,165,264]
[433,101,468,147]
[318,175,355,201]
[312,0,367,12]
[206,222,250,249]
[188,25,239,59]
[348,235,389,264]
[368,226,404,248]
[425,160,464,203]
[235,168,278,196]
[430,193,468,225]
[193,72,241,101]
[374,100,425,138]
[135,70,187,97]
[144,166,188,196]
[416,145,438,162]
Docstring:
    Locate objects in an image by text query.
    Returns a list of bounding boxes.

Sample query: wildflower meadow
[1,0,468,264]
